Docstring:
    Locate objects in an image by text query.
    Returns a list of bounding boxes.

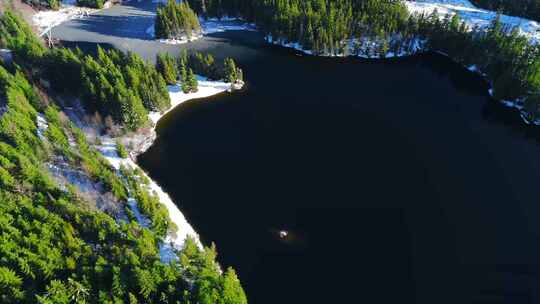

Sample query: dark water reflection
[138,32,540,304]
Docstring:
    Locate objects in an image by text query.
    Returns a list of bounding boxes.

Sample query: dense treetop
[155,0,202,40]
[183,0,540,121]
[0,11,248,303]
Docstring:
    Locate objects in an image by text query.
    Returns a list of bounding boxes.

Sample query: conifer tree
[223,58,238,83]
[155,0,201,40]
[156,53,178,85]
[180,59,190,93]
[187,68,198,92]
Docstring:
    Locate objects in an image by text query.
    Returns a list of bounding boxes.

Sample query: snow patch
[148,76,231,124]
[404,0,540,44]
[266,34,425,59]
[97,136,202,257]
[36,113,49,140]
[96,77,237,262]
[145,23,202,44]
[33,1,99,37]
[159,35,202,45]
[146,17,255,44]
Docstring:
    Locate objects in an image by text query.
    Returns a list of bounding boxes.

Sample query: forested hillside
[0,11,247,303]
[185,0,540,122]
[1,9,242,131]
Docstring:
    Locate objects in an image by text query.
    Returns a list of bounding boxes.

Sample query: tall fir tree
[187,68,198,93]
[156,53,178,85]
[180,59,190,93]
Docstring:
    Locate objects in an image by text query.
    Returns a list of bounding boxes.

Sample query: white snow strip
[36,113,49,140]
[201,17,256,34]
[97,136,202,254]
[404,0,540,44]
[146,17,255,44]
[149,76,231,124]
[32,0,109,37]
[266,34,425,58]
[96,76,235,262]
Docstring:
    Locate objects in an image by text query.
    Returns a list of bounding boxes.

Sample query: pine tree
[156,53,178,85]
[187,68,198,92]
[223,58,237,83]
[180,59,190,93]
[155,0,202,40]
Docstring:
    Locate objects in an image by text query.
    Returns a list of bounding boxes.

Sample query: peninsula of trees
[156,50,243,93]
[0,11,248,303]
[155,0,201,40]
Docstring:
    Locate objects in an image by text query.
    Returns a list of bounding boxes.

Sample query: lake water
[137,32,540,303]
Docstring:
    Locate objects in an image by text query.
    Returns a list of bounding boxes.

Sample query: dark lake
[137,31,540,304]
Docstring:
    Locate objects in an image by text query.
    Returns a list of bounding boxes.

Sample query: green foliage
[223,57,241,83]
[412,13,540,107]
[22,0,59,10]
[187,0,540,119]
[77,0,104,8]
[116,140,128,159]
[188,0,408,55]
[156,53,179,85]
[187,68,198,93]
[0,52,247,304]
[0,10,46,67]
[1,13,171,130]
[155,0,201,40]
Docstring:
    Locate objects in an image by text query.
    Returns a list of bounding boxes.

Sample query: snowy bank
[404,0,540,44]
[265,1,540,126]
[32,0,111,37]
[265,34,426,59]
[97,136,202,262]
[146,17,255,45]
[97,76,237,262]
[148,76,231,124]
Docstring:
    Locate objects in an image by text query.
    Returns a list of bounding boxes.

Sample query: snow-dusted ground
[95,77,234,262]
[404,0,540,44]
[145,24,203,45]
[32,0,103,37]
[266,34,426,59]
[36,113,49,140]
[97,136,202,261]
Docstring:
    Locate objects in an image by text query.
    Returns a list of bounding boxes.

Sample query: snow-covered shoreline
[97,77,238,261]
[265,0,540,126]
[146,17,256,45]
[32,0,112,37]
